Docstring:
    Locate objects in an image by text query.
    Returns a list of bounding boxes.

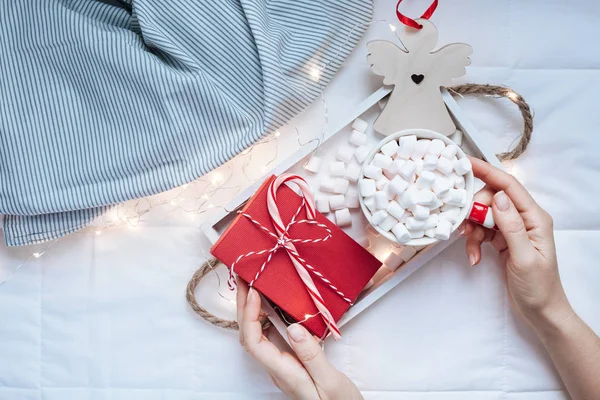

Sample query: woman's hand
[461,157,572,327]
[236,277,363,400]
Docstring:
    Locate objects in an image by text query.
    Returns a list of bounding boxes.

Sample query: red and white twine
[228,174,350,340]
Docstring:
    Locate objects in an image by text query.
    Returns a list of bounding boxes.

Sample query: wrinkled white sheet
[1,0,599,399]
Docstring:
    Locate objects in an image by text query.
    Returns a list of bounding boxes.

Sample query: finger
[286,323,340,388]
[236,276,248,344]
[469,157,540,214]
[491,191,536,256]
[460,220,476,236]
[490,232,508,253]
[472,186,495,205]
[465,225,485,265]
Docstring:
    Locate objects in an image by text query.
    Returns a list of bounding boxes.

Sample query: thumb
[492,191,535,256]
[287,323,339,384]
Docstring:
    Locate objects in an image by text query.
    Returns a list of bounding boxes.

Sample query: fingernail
[247,287,254,301]
[468,253,477,266]
[459,223,466,236]
[287,324,306,343]
[494,191,510,212]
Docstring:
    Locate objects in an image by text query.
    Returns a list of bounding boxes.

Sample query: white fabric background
[1,0,599,399]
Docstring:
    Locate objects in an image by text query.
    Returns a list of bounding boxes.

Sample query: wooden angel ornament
[367,18,472,136]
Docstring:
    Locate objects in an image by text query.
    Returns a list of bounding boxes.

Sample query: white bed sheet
[1,0,600,399]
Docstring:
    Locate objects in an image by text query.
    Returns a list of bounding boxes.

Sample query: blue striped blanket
[0,0,371,245]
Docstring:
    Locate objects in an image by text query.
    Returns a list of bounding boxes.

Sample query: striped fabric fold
[0,0,372,246]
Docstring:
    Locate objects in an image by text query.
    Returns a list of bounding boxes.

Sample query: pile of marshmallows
[359,134,472,244]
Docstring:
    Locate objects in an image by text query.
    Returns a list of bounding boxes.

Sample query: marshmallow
[374,191,389,210]
[356,236,370,249]
[387,201,406,220]
[398,160,416,180]
[384,250,404,271]
[316,196,330,214]
[435,219,453,240]
[359,179,376,197]
[371,209,388,226]
[415,170,436,189]
[432,177,453,197]
[436,156,454,175]
[430,197,444,211]
[397,135,417,159]
[342,189,356,207]
[344,163,361,182]
[385,184,397,200]
[424,213,439,230]
[399,245,417,262]
[454,157,472,175]
[364,196,377,213]
[363,164,383,180]
[449,129,463,146]
[410,139,430,160]
[352,118,368,133]
[372,153,393,169]
[399,212,410,223]
[349,130,367,146]
[329,161,345,177]
[389,175,410,195]
[337,146,354,163]
[411,204,430,220]
[392,223,411,244]
[354,145,370,163]
[380,140,399,157]
[423,153,438,170]
[405,217,427,230]
[443,188,467,207]
[409,229,425,239]
[454,174,465,189]
[379,214,398,232]
[320,178,336,193]
[383,159,401,178]
[333,178,349,194]
[439,205,461,223]
[329,194,346,210]
[376,177,389,191]
[441,144,459,159]
[425,228,436,238]
[335,208,352,227]
[415,158,424,176]
[304,156,322,174]
[398,188,418,209]
[415,190,438,207]
[427,139,446,157]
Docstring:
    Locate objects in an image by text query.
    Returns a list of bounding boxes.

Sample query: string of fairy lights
[0,18,522,292]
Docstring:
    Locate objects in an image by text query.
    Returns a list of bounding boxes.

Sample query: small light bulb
[201,194,209,200]
[170,200,177,206]
[207,203,214,209]
[94,230,102,236]
[274,131,281,137]
[304,314,311,320]
[389,24,396,32]
[211,173,222,187]
[507,91,519,101]
[33,252,41,258]
[182,184,189,189]
[261,166,268,173]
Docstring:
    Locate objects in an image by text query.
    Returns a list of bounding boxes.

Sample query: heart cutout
[411,74,424,85]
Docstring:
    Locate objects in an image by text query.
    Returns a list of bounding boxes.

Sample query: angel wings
[367,19,472,136]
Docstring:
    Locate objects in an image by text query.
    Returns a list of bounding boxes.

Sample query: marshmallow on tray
[320,178,336,193]
[333,178,349,194]
[316,196,330,214]
[329,161,345,177]
[399,245,417,262]
[329,195,346,211]
[345,190,360,208]
[360,132,469,243]
[335,208,352,227]
[304,156,322,174]
[344,163,361,183]
[352,118,368,133]
[354,146,370,163]
[337,147,354,163]
[349,130,367,146]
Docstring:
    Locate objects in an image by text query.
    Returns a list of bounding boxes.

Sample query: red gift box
[211,175,381,339]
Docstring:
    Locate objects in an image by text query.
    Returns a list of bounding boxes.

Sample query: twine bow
[228,174,351,340]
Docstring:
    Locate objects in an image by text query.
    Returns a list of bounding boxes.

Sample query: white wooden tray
[202,87,504,343]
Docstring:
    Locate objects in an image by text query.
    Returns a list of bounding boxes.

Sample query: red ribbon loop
[395,0,438,29]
